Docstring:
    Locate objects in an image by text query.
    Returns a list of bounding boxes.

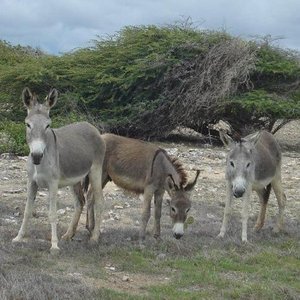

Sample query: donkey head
[220,131,261,198]
[166,170,200,239]
[22,88,58,165]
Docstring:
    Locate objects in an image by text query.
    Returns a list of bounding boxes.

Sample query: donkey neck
[155,149,186,188]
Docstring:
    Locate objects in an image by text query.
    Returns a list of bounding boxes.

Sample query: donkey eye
[186,208,190,213]
[246,162,251,168]
[26,123,31,129]
[171,207,176,213]
[45,124,50,130]
[230,161,235,167]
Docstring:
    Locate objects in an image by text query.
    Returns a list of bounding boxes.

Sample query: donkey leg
[271,175,286,233]
[48,182,60,254]
[140,186,154,241]
[254,184,271,231]
[62,182,85,240]
[86,185,95,233]
[217,182,233,239]
[13,180,38,242]
[88,165,104,243]
[241,191,252,242]
[86,174,109,233]
[153,189,164,239]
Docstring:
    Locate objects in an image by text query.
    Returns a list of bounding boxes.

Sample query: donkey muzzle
[31,152,44,165]
[173,223,184,239]
[233,187,245,198]
[173,232,183,239]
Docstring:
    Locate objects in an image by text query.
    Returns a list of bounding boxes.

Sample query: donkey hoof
[254,224,263,232]
[12,236,26,243]
[88,237,99,246]
[50,247,60,256]
[216,233,225,239]
[139,241,146,250]
[61,233,73,241]
[153,233,161,240]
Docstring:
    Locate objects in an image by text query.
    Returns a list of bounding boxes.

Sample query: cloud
[0,0,300,54]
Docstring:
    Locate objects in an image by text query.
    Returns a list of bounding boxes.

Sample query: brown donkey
[86,134,200,241]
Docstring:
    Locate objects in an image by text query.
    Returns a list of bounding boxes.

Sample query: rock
[122,275,130,282]
[206,213,216,219]
[38,191,47,197]
[156,253,167,260]
[0,153,18,160]
[114,205,124,209]
[57,209,66,215]
[105,265,116,271]
[3,189,24,194]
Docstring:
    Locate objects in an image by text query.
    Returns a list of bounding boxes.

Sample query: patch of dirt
[0,121,299,296]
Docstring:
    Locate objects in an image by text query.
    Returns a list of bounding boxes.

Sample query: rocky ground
[1,121,299,245]
[0,121,299,298]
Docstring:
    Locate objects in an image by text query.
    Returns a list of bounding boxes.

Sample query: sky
[0,0,299,55]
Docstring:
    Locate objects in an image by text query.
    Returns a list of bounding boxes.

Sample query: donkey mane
[151,149,188,187]
[170,156,188,187]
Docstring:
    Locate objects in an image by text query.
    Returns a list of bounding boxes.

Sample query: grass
[145,242,300,299]
[0,143,299,299]
[1,192,299,300]
[3,231,299,300]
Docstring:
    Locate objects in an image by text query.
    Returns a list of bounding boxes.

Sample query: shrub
[0,121,28,155]
[0,24,299,142]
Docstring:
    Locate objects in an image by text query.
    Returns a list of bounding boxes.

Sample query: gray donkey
[218,130,286,242]
[13,88,105,253]
[85,134,200,241]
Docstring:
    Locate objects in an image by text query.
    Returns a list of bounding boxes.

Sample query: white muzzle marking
[29,139,46,155]
[232,176,247,198]
[173,222,184,236]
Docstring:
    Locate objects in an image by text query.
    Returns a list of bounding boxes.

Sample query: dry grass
[0,122,299,299]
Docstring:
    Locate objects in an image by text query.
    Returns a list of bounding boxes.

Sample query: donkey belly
[252,177,273,191]
[110,174,145,194]
[58,174,88,188]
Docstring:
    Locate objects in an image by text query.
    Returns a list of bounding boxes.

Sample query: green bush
[0,24,299,142]
[0,121,28,155]
[230,90,300,119]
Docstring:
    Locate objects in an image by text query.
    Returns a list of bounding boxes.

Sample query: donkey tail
[263,183,272,203]
[83,175,90,193]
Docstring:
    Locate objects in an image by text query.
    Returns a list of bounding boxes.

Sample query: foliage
[0,24,300,149]
[0,121,28,154]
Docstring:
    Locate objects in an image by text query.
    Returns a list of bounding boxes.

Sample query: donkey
[85,134,200,241]
[217,130,286,242]
[12,88,105,253]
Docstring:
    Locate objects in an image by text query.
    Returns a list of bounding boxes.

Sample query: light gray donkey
[217,130,286,242]
[13,88,105,253]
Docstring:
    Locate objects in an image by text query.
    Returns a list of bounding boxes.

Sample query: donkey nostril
[31,153,44,165]
[234,189,245,198]
[173,233,183,240]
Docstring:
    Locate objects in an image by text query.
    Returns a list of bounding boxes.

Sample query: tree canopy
[0,23,299,149]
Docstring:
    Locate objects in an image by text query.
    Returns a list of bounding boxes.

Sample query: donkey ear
[184,170,200,192]
[45,88,58,108]
[243,131,261,145]
[166,175,179,192]
[22,87,36,109]
[219,131,234,149]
